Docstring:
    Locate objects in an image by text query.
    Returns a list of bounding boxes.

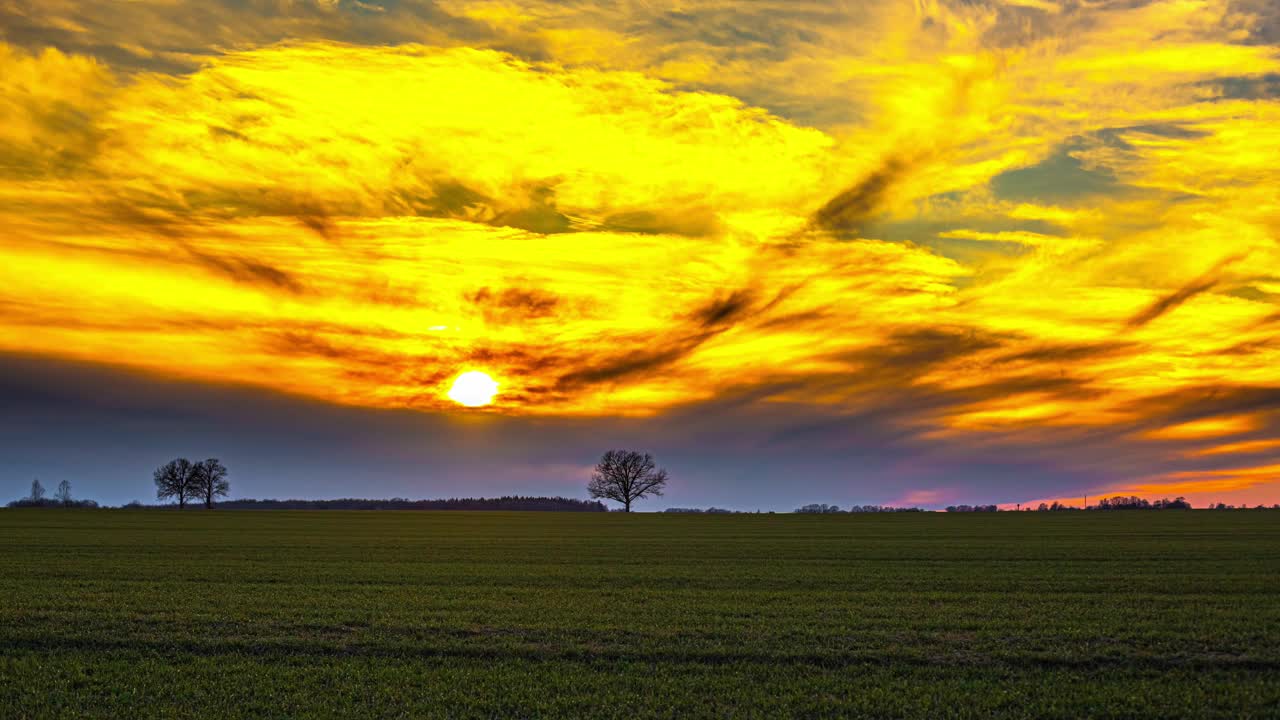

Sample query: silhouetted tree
[154,458,198,509]
[55,480,73,506]
[587,450,668,512]
[29,479,45,502]
[191,458,230,509]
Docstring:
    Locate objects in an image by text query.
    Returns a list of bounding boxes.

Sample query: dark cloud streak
[811,156,911,235]
[1126,255,1244,328]
[185,248,305,294]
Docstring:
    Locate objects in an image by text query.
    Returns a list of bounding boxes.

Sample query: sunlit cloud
[1,0,1279,506]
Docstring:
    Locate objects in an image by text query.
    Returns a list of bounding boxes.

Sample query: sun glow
[447,371,499,407]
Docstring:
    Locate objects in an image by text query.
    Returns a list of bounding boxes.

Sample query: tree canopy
[587,450,668,512]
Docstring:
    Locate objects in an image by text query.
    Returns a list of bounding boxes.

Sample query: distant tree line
[6,479,99,508]
[214,496,608,511]
[1024,496,1267,511]
[795,503,843,513]
[1087,496,1191,510]
[795,503,925,513]
[9,450,1280,514]
[970,496,1280,511]
[950,497,1196,512]
[1032,501,1083,512]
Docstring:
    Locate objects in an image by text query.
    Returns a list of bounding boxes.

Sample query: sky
[2,0,1279,510]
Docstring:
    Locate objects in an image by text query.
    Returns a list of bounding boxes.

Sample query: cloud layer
[1,0,1278,507]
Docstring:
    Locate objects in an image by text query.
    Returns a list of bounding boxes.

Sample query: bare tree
[190,458,230,509]
[154,458,198,509]
[587,450,668,512]
[29,478,45,502]
[55,480,73,506]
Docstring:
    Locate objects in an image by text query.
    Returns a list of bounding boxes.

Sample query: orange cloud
[1,0,1279,503]
[1144,414,1265,441]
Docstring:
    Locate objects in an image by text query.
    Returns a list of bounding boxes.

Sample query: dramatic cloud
[1,0,1279,508]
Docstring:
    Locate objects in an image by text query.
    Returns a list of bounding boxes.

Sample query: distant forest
[794,497,1280,513]
[7,452,1279,514]
[9,481,1280,513]
[206,496,608,511]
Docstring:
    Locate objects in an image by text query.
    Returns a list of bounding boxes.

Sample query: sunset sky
[2,0,1279,509]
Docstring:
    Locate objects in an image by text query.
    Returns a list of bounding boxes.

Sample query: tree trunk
[178,496,185,509]
[624,499,631,512]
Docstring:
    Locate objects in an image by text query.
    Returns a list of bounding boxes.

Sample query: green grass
[2,510,1278,718]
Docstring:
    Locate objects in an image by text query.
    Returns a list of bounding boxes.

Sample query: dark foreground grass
[2,510,1278,718]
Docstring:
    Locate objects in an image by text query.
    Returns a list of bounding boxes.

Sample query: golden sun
[447,371,499,407]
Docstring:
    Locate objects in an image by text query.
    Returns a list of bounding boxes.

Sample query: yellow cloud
[0,44,113,176]
[1,0,1279,504]
[94,43,837,238]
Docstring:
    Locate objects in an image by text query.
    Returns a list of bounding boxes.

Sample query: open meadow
[2,509,1278,718]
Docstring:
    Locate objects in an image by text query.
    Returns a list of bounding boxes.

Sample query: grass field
[2,510,1279,718]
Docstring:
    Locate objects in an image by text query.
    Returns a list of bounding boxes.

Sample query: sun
[447,371,499,407]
